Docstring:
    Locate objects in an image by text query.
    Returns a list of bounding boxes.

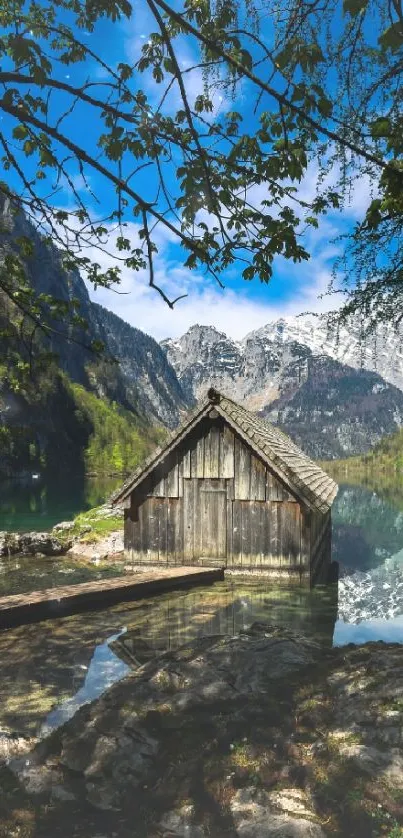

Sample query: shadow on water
[0,580,339,739]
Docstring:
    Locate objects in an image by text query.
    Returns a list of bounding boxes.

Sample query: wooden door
[183,478,227,563]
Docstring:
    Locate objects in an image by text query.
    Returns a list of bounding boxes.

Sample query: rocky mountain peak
[161,318,403,458]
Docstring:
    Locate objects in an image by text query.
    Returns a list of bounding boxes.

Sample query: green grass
[54,504,123,544]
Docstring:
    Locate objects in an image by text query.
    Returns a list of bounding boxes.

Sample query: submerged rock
[6,627,403,835]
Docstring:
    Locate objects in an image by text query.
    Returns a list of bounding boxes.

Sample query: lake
[0,474,122,531]
[1,470,403,739]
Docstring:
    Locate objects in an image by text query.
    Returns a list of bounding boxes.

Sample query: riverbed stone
[159,806,205,837]
[235,816,325,838]
[0,731,37,765]
[230,787,324,837]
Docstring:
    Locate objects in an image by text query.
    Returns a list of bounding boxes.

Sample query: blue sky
[2,2,375,341]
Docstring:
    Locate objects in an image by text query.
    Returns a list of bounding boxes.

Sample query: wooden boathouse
[111,388,338,584]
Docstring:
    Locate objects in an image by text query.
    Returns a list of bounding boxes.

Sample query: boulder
[0,531,70,557]
[230,787,325,838]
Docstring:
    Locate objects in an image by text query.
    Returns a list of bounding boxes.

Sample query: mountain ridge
[162,322,403,459]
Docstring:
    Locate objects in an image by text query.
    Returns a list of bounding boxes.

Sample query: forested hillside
[0,196,174,481]
[324,427,403,476]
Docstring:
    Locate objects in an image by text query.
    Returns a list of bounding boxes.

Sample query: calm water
[1,471,403,740]
[0,474,122,531]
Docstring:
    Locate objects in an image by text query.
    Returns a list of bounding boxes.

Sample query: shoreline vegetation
[321,426,403,478]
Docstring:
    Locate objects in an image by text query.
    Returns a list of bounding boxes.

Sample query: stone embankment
[1,625,403,836]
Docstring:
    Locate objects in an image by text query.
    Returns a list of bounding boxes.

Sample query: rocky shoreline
[1,624,403,837]
[0,504,124,562]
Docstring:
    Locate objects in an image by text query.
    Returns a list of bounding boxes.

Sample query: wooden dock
[0,566,224,629]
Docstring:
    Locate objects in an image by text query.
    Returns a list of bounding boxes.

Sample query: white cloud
[296,157,377,221]
[124,1,229,116]
[85,213,340,341]
[89,262,337,342]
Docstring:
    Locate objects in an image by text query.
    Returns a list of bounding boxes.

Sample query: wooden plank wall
[310,510,331,583]
[126,497,184,565]
[145,418,297,504]
[230,500,301,569]
[124,416,327,573]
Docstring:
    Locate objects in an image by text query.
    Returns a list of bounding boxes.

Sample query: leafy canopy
[0,0,402,348]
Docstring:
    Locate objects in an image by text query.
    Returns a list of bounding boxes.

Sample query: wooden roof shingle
[111,387,338,513]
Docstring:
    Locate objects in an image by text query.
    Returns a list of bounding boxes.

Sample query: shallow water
[1,472,403,739]
[0,554,126,597]
[0,579,338,738]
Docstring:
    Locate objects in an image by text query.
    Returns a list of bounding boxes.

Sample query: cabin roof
[111,387,338,513]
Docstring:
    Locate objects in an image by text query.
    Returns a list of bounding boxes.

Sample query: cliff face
[93,304,189,429]
[162,323,403,459]
[0,195,189,431]
[246,314,403,391]
[0,193,97,387]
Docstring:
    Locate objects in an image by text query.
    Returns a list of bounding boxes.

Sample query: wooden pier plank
[0,566,224,629]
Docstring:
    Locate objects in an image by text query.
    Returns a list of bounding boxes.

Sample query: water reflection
[0,474,121,532]
[40,630,130,736]
[332,482,403,572]
[0,579,338,739]
[334,614,403,646]
[110,582,338,671]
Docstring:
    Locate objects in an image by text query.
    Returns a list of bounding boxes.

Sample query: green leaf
[12,124,28,140]
[379,22,403,53]
[370,117,392,139]
[343,0,368,15]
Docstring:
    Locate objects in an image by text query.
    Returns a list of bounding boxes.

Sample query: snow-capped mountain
[246,314,403,392]
[162,317,403,459]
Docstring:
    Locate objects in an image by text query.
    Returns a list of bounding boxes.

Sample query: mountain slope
[93,304,189,428]
[0,362,162,481]
[0,196,188,480]
[263,355,403,459]
[323,424,403,474]
[0,193,189,431]
[244,314,403,391]
[163,324,403,459]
